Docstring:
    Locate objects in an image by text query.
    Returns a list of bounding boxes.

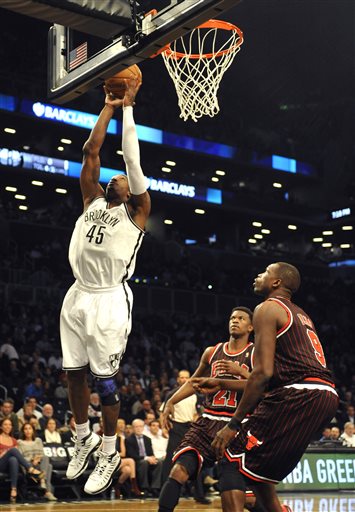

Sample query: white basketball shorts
[60,281,133,377]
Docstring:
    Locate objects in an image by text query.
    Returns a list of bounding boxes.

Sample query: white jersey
[68,197,144,288]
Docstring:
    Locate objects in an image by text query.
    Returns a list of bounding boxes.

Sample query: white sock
[75,421,90,441]
[102,434,117,455]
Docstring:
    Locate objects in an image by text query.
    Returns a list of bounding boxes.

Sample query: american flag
[69,42,88,71]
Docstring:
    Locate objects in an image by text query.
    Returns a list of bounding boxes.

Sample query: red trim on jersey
[208,343,223,365]
[203,408,235,417]
[268,298,293,337]
[223,341,253,356]
[304,377,335,388]
[224,451,279,484]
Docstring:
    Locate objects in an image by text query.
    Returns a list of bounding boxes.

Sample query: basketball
[105,64,142,99]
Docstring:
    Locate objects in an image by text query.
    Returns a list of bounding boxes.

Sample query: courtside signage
[278,452,355,491]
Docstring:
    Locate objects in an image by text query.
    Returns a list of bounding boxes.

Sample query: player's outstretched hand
[190,377,221,394]
[161,402,174,431]
[104,86,124,108]
[123,78,141,107]
[212,425,236,460]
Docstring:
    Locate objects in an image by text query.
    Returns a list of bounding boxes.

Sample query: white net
[162,21,243,122]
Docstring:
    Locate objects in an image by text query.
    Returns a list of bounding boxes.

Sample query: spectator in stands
[43,418,62,444]
[47,350,62,371]
[330,426,341,441]
[0,418,43,503]
[116,418,126,439]
[24,377,46,402]
[17,397,42,421]
[18,403,40,430]
[338,404,355,428]
[135,399,156,422]
[60,415,76,444]
[125,424,133,438]
[88,392,102,432]
[339,422,355,448]
[147,419,168,461]
[18,422,57,501]
[114,424,142,498]
[0,399,19,437]
[126,418,163,497]
[0,336,19,361]
[39,403,61,431]
[319,426,332,442]
[54,372,69,400]
[143,412,157,435]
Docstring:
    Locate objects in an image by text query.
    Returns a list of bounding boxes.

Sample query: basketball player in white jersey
[60,79,150,495]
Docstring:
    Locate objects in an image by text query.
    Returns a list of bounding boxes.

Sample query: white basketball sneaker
[84,450,121,495]
[66,432,101,480]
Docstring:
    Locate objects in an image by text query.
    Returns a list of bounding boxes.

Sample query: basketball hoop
[161,19,243,122]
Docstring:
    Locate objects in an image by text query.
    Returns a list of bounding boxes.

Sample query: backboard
[45,0,242,103]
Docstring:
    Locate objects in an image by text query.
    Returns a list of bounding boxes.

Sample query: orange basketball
[105,64,142,99]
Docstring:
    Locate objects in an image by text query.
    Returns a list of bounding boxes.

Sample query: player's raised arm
[122,80,151,229]
[80,91,123,210]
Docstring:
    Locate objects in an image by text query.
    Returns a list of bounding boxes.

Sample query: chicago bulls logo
[246,430,263,451]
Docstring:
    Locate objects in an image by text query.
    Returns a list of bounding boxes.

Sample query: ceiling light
[322,243,332,248]
[60,138,72,144]
[254,234,263,239]
[14,194,26,200]
[19,205,28,211]
[56,188,67,194]
[195,209,205,215]
[313,237,323,242]
[116,150,123,155]
[261,229,271,234]
[322,230,333,235]
[162,167,171,173]
[4,127,16,134]
[215,170,225,176]
[57,146,64,151]
[164,219,173,225]
[288,224,297,230]
[248,238,257,244]
[252,221,262,227]
[211,177,219,182]
[23,145,30,150]
[5,186,17,192]
[340,244,351,249]
[166,160,176,166]
[342,226,353,231]
[32,180,43,187]
[273,182,282,188]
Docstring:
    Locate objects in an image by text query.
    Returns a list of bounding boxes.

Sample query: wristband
[228,417,242,431]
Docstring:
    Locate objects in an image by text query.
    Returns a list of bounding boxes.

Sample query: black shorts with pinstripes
[225,386,339,483]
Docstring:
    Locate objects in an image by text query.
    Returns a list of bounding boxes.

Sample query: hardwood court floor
[0,494,355,512]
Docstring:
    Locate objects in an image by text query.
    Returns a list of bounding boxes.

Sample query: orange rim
[162,19,243,60]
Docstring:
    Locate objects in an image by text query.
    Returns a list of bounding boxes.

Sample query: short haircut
[275,262,301,294]
[231,306,253,322]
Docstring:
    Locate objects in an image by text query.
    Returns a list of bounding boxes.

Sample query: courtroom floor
[0,493,355,512]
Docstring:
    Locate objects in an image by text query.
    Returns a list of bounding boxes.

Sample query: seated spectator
[60,415,76,444]
[39,404,61,431]
[29,414,42,433]
[17,397,42,421]
[0,336,19,361]
[114,424,142,498]
[0,418,43,503]
[146,419,168,461]
[339,422,355,448]
[0,399,19,438]
[125,424,133,438]
[17,403,39,430]
[319,426,332,442]
[125,418,162,498]
[88,392,102,431]
[18,423,57,501]
[143,412,157,435]
[24,377,46,403]
[42,418,62,444]
[329,426,341,442]
[338,404,355,429]
[135,400,156,421]
[54,373,69,400]
[116,418,127,439]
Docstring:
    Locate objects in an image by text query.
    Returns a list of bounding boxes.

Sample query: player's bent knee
[95,377,120,406]
[170,463,189,483]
